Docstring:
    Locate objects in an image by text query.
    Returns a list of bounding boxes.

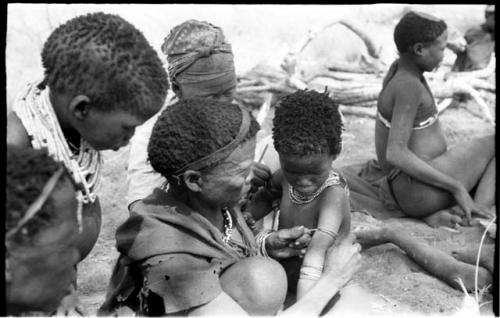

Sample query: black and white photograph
[5,3,496,316]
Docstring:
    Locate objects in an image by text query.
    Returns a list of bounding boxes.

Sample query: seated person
[127,19,272,211]
[7,11,168,266]
[6,146,81,315]
[449,5,495,73]
[245,89,352,300]
[375,11,495,228]
[7,12,169,312]
[99,98,362,316]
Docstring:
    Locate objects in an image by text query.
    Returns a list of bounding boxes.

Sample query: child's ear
[412,43,425,56]
[69,95,91,120]
[182,170,203,192]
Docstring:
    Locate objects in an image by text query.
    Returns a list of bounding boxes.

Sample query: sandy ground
[6,3,496,316]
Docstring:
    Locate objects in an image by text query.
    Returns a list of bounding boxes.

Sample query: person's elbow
[385,143,407,168]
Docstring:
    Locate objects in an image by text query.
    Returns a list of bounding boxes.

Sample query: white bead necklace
[288,170,341,205]
[12,81,102,230]
[221,207,233,243]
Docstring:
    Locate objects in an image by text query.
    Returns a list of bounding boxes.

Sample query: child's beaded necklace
[288,169,342,205]
[12,81,102,230]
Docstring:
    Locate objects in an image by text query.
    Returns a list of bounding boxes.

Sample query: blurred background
[6,4,486,110]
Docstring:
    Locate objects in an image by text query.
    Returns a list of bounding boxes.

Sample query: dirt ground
[6,3,495,316]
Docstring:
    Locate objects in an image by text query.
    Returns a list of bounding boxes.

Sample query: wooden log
[338,20,381,59]
[339,105,376,118]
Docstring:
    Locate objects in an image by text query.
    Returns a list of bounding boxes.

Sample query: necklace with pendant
[221,207,233,243]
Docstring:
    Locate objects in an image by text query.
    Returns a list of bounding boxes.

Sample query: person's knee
[479,134,495,156]
[220,256,287,315]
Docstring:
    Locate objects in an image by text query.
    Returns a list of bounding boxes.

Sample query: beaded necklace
[221,207,233,243]
[288,170,341,205]
[12,81,102,230]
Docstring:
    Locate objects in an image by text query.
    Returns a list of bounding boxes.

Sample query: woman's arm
[296,187,349,299]
[189,292,248,316]
[282,235,362,316]
[191,235,362,316]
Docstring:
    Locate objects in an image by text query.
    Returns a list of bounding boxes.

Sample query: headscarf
[394,11,447,53]
[161,20,236,92]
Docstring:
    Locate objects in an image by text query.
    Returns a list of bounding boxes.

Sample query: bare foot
[424,209,462,229]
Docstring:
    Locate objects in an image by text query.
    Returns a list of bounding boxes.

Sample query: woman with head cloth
[127,20,240,211]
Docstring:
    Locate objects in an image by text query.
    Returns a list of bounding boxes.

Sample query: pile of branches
[235,19,495,126]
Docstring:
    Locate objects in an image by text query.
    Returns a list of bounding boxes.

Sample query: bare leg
[391,135,495,225]
[473,157,496,209]
[451,244,495,273]
[388,228,492,291]
[354,225,492,291]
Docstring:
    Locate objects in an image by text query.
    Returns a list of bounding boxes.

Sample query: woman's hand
[242,211,257,232]
[250,162,272,190]
[452,185,491,225]
[323,234,362,287]
[265,226,312,259]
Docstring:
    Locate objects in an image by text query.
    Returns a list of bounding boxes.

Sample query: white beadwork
[288,170,341,205]
[221,207,233,243]
[12,81,102,230]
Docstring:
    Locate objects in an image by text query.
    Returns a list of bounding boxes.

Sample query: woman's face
[420,30,448,72]
[177,81,236,103]
[279,152,335,195]
[200,138,256,207]
[6,176,81,315]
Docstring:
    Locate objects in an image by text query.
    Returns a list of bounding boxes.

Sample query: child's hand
[265,226,312,259]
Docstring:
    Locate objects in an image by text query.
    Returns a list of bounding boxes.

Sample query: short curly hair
[6,146,72,245]
[148,98,260,179]
[394,11,447,53]
[41,12,169,119]
[273,89,343,156]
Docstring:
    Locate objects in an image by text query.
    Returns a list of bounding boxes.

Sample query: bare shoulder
[7,111,31,148]
[388,71,424,96]
[319,183,349,208]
